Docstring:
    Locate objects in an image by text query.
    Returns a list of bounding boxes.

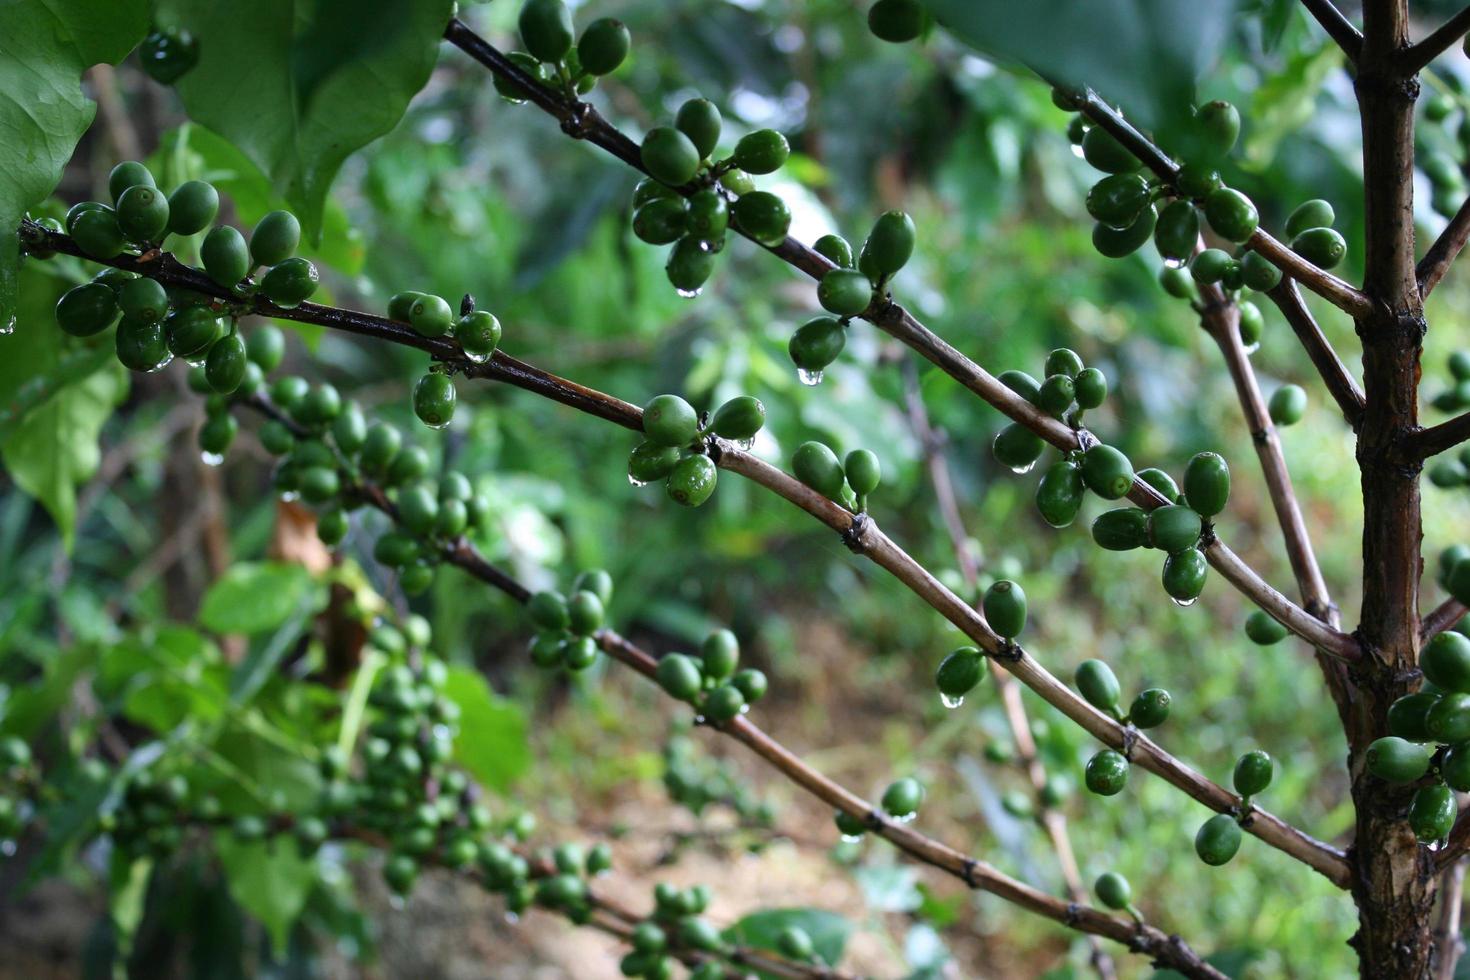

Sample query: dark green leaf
[722,908,852,973]
[215,836,317,956]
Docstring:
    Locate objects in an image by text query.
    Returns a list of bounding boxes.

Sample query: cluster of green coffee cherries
[622,881,824,979]
[788,211,917,385]
[627,393,766,506]
[833,777,927,840]
[383,290,503,430]
[523,570,613,673]
[499,0,631,103]
[932,579,1027,704]
[1427,353,1470,490]
[47,162,317,380]
[790,441,883,514]
[1364,626,1470,844]
[1172,197,1345,306]
[654,629,769,725]
[662,729,777,828]
[1072,659,1171,793]
[1087,453,1232,606]
[1419,83,1470,219]
[629,105,792,296]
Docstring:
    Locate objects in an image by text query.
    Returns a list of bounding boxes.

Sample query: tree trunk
[1352,3,1438,974]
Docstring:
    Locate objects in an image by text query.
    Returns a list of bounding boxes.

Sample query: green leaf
[230,584,321,705]
[922,0,1237,140]
[97,627,229,732]
[441,667,529,792]
[159,0,454,239]
[215,836,317,956]
[723,908,852,974]
[199,561,320,635]
[0,0,151,326]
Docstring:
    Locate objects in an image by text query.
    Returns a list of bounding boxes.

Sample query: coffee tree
[7,0,1470,977]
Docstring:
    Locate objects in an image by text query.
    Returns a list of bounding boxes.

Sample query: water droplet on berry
[0,313,15,335]
[461,349,490,364]
[200,451,224,467]
[504,911,520,924]
[1242,342,1260,356]
[1009,461,1037,475]
[1070,144,1086,160]
[840,833,863,843]
[797,368,824,386]
[146,354,175,374]
[279,490,300,503]
[940,693,965,709]
[736,437,755,451]
[895,811,917,824]
[388,895,406,911]
[1163,256,1186,269]
[628,474,649,487]
[1171,596,1198,608]
[422,418,450,431]
[675,287,702,299]
[0,839,15,856]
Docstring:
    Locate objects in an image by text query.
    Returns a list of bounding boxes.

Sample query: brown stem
[1409,410,1470,459]
[901,361,1118,980]
[1264,280,1366,427]
[1301,0,1364,59]
[1417,193,1470,298]
[1401,5,1470,74]
[1423,598,1468,642]
[1435,859,1467,980]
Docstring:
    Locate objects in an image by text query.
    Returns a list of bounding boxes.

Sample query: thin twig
[1424,598,1468,643]
[1263,280,1365,427]
[1418,193,1470,298]
[901,360,1118,980]
[1411,410,1470,460]
[1300,0,1364,60]
[1401,5,1470,74]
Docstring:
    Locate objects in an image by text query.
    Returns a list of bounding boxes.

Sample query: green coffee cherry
[867,0,926,43]
[1182,452,1230,517]
[1094,872,1132,910]
[1285,199,1335,239]
[1237,301,1265,348]
[199,413,237,457]
[1292,227,1347,269]
[260,257,318,308]
[250,211,300,266]
[814,234,854,268]
[1195,813,1242,865]
[167,180,218,236]
[1093,205,1158,258]
[1036,375,1075,417]
[360,422,401,474]
[1153,200,1200,264]
[656,654,703,701]
[792,441,846,499]
[139,28,198,83]
[732,668,768,703]
[1365,736,1431,784]
[643,394,699,447]
[1129,688,1171,728]
[1137,467,1180,502]
[118,277,168,323]
[529,590,570,631]
[397,484,439,534]
[1073,368,1108,410]
[564,635,598,670]
[577,17,630,75]
[817,269,873,316]
[777,926,815,962]
[666,236,716,294]
[1147,504,1202,553]
[298,466,340,504]
[115,317,169,372]
[413,372,456,429]
[1388,692,1441,742]
[1444,744,1470,792]
[1203,188,1258,242]
[1190,248,1235,284]
[1244,610,1289,645]
[387,445,431,485]
[641,127,701,187]
[1194,100,1241,160]
[1086,174,1150,227]
[202,226,250,288]
[864,210,916,277]
[1268,384,1307,426]
[704,684,746,721]
[1081,126,1141,173]
[247,324,285,372]
[629,441,682,484]
[205,334,248,393]
[109,161,155,202]
[1075,659,1121,713]
[731,191,791,246]
[935,646,986,703]
[1410,784,1456,842]
[633,198,688,245]
[710,396,765,442]
[409,294,453,337]
[667,454,717,506]
[1045,348,1084,378]
[72,208,126,260]
[453,311,501,363]
[270,375,310,412]
[55,283,119,337]
[881,777,924,818]
[1240,250,1282,291]
[1080,444,1134,499]
[116,184,169,242]
[1233,751,1273,798]
[993,423,1044,473]
[982,580,1026,639]
[673,98,722,160]
[65,200,108,235]
[701,629,739,680]
[686,190,728,241]
[1084,749,1129,796]
[1036,460,1085,528]
[1428,693,1470,743]
[1423,632,1470,692]
[1092,507,1149,551]
[845,449,881,500]
[1162,547,1208,603]
[519,0,574,62]
[733,130,790,175]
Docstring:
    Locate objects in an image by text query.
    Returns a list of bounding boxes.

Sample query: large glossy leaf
[441,667,529,792]
[0,0,150,328]
[199,561,320,635]
[923,0,1237,140]
[159,0,454,238]
[215,836,316,955]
